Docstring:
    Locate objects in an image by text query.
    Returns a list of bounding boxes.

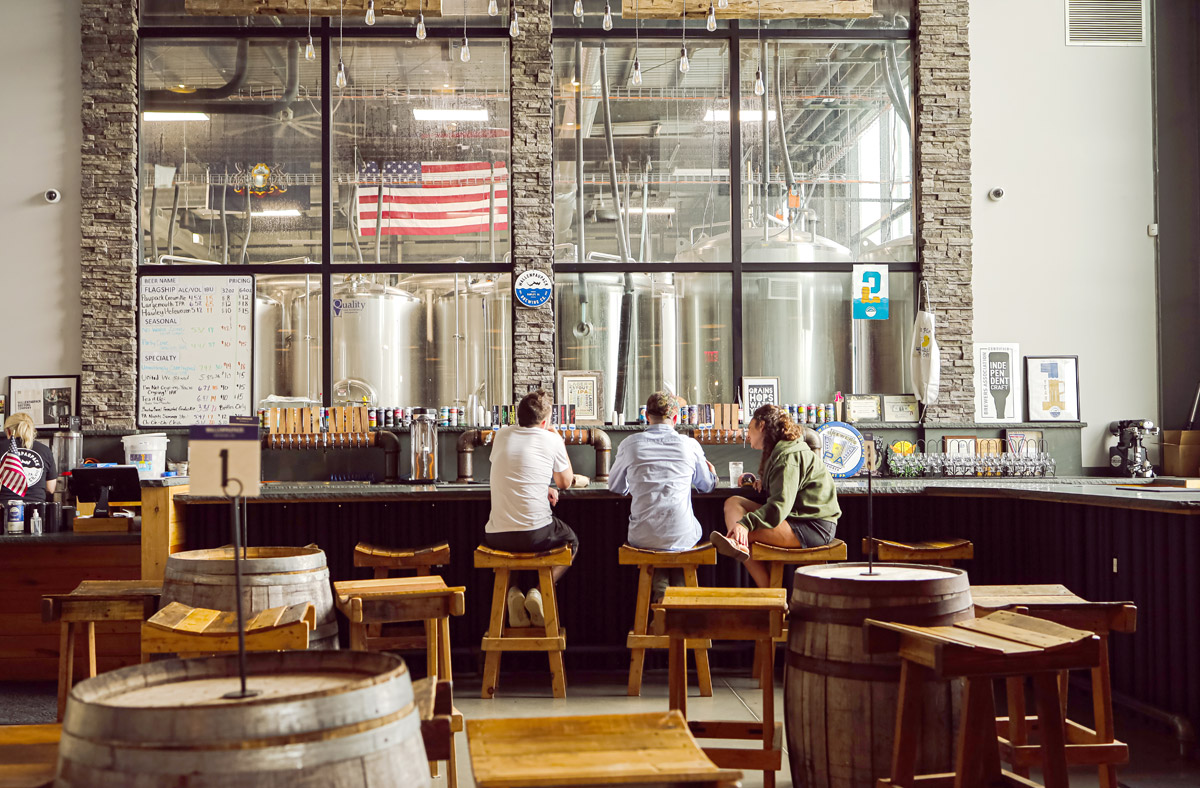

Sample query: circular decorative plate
[816,421,865,478]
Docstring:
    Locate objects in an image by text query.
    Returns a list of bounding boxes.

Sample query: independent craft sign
[515,270,552,308]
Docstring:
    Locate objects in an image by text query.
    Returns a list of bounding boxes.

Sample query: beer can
[449,407,459,427]
[817,403,825,423]
[384,408,394,428]
[786,404,795,422]
[827,403,835,423]
[4,500,24,535]
[638,405,647,424]
[439,406,450,426]
[393,408,401,427]
[369,410,378,430]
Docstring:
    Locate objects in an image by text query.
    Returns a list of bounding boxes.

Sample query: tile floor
[3,669,1196,787]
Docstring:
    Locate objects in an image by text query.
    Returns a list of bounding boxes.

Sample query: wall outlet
[1147,223,1159,237]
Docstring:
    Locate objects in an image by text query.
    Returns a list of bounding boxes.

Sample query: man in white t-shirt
[485,389,587,627]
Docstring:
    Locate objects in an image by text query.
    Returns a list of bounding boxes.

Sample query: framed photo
[742,377,780,415]
[882,394,920,423]
[556,370,604,426]
[973,343,1021,423]
[7,376,80,429]
[1005,429,1044,457]
[1025,356,1080,422]
[845,394,882,423]
[943,435,978,456]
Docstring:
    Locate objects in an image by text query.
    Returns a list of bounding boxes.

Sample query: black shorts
[787,518,837,548]
[484,515,579,555]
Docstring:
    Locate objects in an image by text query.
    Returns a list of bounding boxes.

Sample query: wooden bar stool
[467,711,742,788]
[141,601,314,657]
[866,610,1102,788]
[862,537,974,566]
[0,723,61,788]
[654,587,787,788]
[333,576,466,682]
[475,545,572,699]
[748,538,846,684]
[414,677,463,788]
[42,580,161,721]
[353,541,452,670]
[973,584,1137,788]
[619,543,716,697]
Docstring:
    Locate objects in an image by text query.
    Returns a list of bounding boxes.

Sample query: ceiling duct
[143,41,301,116]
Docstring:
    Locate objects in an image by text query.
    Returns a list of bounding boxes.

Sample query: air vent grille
[1066,0,1146,46]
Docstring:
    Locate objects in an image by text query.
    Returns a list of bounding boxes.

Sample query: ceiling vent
[1065,0,1147,46]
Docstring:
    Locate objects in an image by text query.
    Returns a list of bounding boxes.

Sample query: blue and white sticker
[852,264,889,320]
[515,270,552,308]
[816,421,866,478]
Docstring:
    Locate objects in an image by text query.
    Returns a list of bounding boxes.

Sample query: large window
[139,12,515,412]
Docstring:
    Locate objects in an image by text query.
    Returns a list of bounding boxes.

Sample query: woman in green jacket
[711,404,841,587]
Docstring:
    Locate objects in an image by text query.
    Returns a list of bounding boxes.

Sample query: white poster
[973,343,1021,423]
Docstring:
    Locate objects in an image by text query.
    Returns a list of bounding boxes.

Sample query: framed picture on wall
[742,377,780,415]
[1025,356,1080,422]
[7,376,80,429]
[943,435,978,456]
[556,370,604,426]
[1005,429,1044,457]
[973,343,1022,423]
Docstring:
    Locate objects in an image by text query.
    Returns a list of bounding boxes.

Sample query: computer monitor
[69,466,143,518]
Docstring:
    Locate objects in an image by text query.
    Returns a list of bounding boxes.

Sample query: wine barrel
[56,650,430,788]
[785,563,973,788]
[161,547,338,650]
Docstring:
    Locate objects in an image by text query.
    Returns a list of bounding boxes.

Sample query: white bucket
[122,433,170,480]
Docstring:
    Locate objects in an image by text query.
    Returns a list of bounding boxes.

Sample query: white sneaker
[524,587,545,627]
[507,586,531,627]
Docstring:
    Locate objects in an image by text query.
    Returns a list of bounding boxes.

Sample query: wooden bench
[619,543,715,697]
[413,677,463,788]
[141,601,313,658]
[0,723,60,788]
[466,710,742,788]
[972,584,1137,788]
[654,587,788,788]
[333,576,465,682]
[42,580,161,721]
[475,545,572,699]
[866,610,1102,788]
[862,537,974,566]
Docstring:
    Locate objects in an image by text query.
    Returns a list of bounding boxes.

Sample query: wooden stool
[862,537,974,566]
[655,587,787,788]
[973,584,1137,788]
[748,538,847,684]
[467,710,742,788]
[619,543,716,697]
[354,541,451,579]
[475,545,572,699]
[0,723,60,788]
[42,580,161,721]
[866,610,1102,788]
[333,576,465,682]
[414,677,463,788]
[141,601,313,657]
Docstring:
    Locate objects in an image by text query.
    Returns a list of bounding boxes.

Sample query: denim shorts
[787,518,837,548]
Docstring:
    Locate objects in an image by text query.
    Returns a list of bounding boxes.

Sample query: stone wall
[80,0,139,429]
[509,0,557,398]
[914,0,974,421]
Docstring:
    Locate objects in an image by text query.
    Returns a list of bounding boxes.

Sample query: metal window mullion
[729,23,743,391]
[321,18,334,407]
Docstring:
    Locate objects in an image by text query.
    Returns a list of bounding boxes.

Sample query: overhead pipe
[145,41,300,117]
[148,182,159,262]
[574,41,590,334]
[240,175,252,265]
[143,40,250,104]
[457,428,611,484]
[883,42,912,135]
[760,39,770,242]
[220,168,230,264]
[166,184,181,258]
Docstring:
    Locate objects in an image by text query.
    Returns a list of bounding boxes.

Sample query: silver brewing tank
[255,276,321,407]
[424,275,511,411]
[253,292,282,409]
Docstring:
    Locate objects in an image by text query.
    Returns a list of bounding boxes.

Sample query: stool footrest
[627,633,711,650]
[482,633,566,652]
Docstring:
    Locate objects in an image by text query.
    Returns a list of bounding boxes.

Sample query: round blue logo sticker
[515,270,552,308]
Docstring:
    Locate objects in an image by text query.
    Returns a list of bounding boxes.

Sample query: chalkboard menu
[138,275,254,427]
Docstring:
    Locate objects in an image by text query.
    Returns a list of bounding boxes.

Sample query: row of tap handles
[690,428,746,445]
[266,432,375,450]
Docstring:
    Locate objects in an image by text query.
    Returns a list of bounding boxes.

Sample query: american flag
[357,161,508,237]
[0,451,26,497]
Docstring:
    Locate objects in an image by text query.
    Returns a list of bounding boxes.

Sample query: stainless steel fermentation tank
[254,274,510,410]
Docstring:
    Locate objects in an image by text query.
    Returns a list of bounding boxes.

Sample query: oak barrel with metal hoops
[160,546,339,650]
[55,650,430,787]
[785,563,973,788]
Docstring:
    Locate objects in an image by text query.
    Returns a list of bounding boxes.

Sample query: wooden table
[654,587,787,788]
[467,710,741,787]
[41,580,161,721]
[413,677,462,788]
[0,724,60,788]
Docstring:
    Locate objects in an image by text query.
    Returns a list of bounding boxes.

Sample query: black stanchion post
[220,448,259,699]
[863,432,876,576]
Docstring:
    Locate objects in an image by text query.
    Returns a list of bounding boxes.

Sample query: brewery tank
[253,292,282,409]
[855,236,915,396]
[255,276,321,406]
[421,274,512,411]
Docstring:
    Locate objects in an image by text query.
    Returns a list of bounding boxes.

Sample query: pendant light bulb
[717,0,728,7]
[304,36,316,62]
[416,13,427,38]
[336,60,347,88]
[488,0,499,15]
[753,67,765,96]
[706,2,717,31]
[602,2,613,29]
[509,9,520,37]
[679,46,690,74]
[460,39,471,62]
[573,0,584,17]
[630,56,642,86]
[365,0,375,25]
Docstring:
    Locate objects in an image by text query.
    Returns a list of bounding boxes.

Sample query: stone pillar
[509,0,556,399]
[80,0,139,429]
[915,0,974,422]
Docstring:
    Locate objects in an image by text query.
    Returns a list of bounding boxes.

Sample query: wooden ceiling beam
[184,0,444,19]
[619,0,873,20]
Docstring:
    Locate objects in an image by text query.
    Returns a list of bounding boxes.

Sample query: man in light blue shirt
[609,392,718,600]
